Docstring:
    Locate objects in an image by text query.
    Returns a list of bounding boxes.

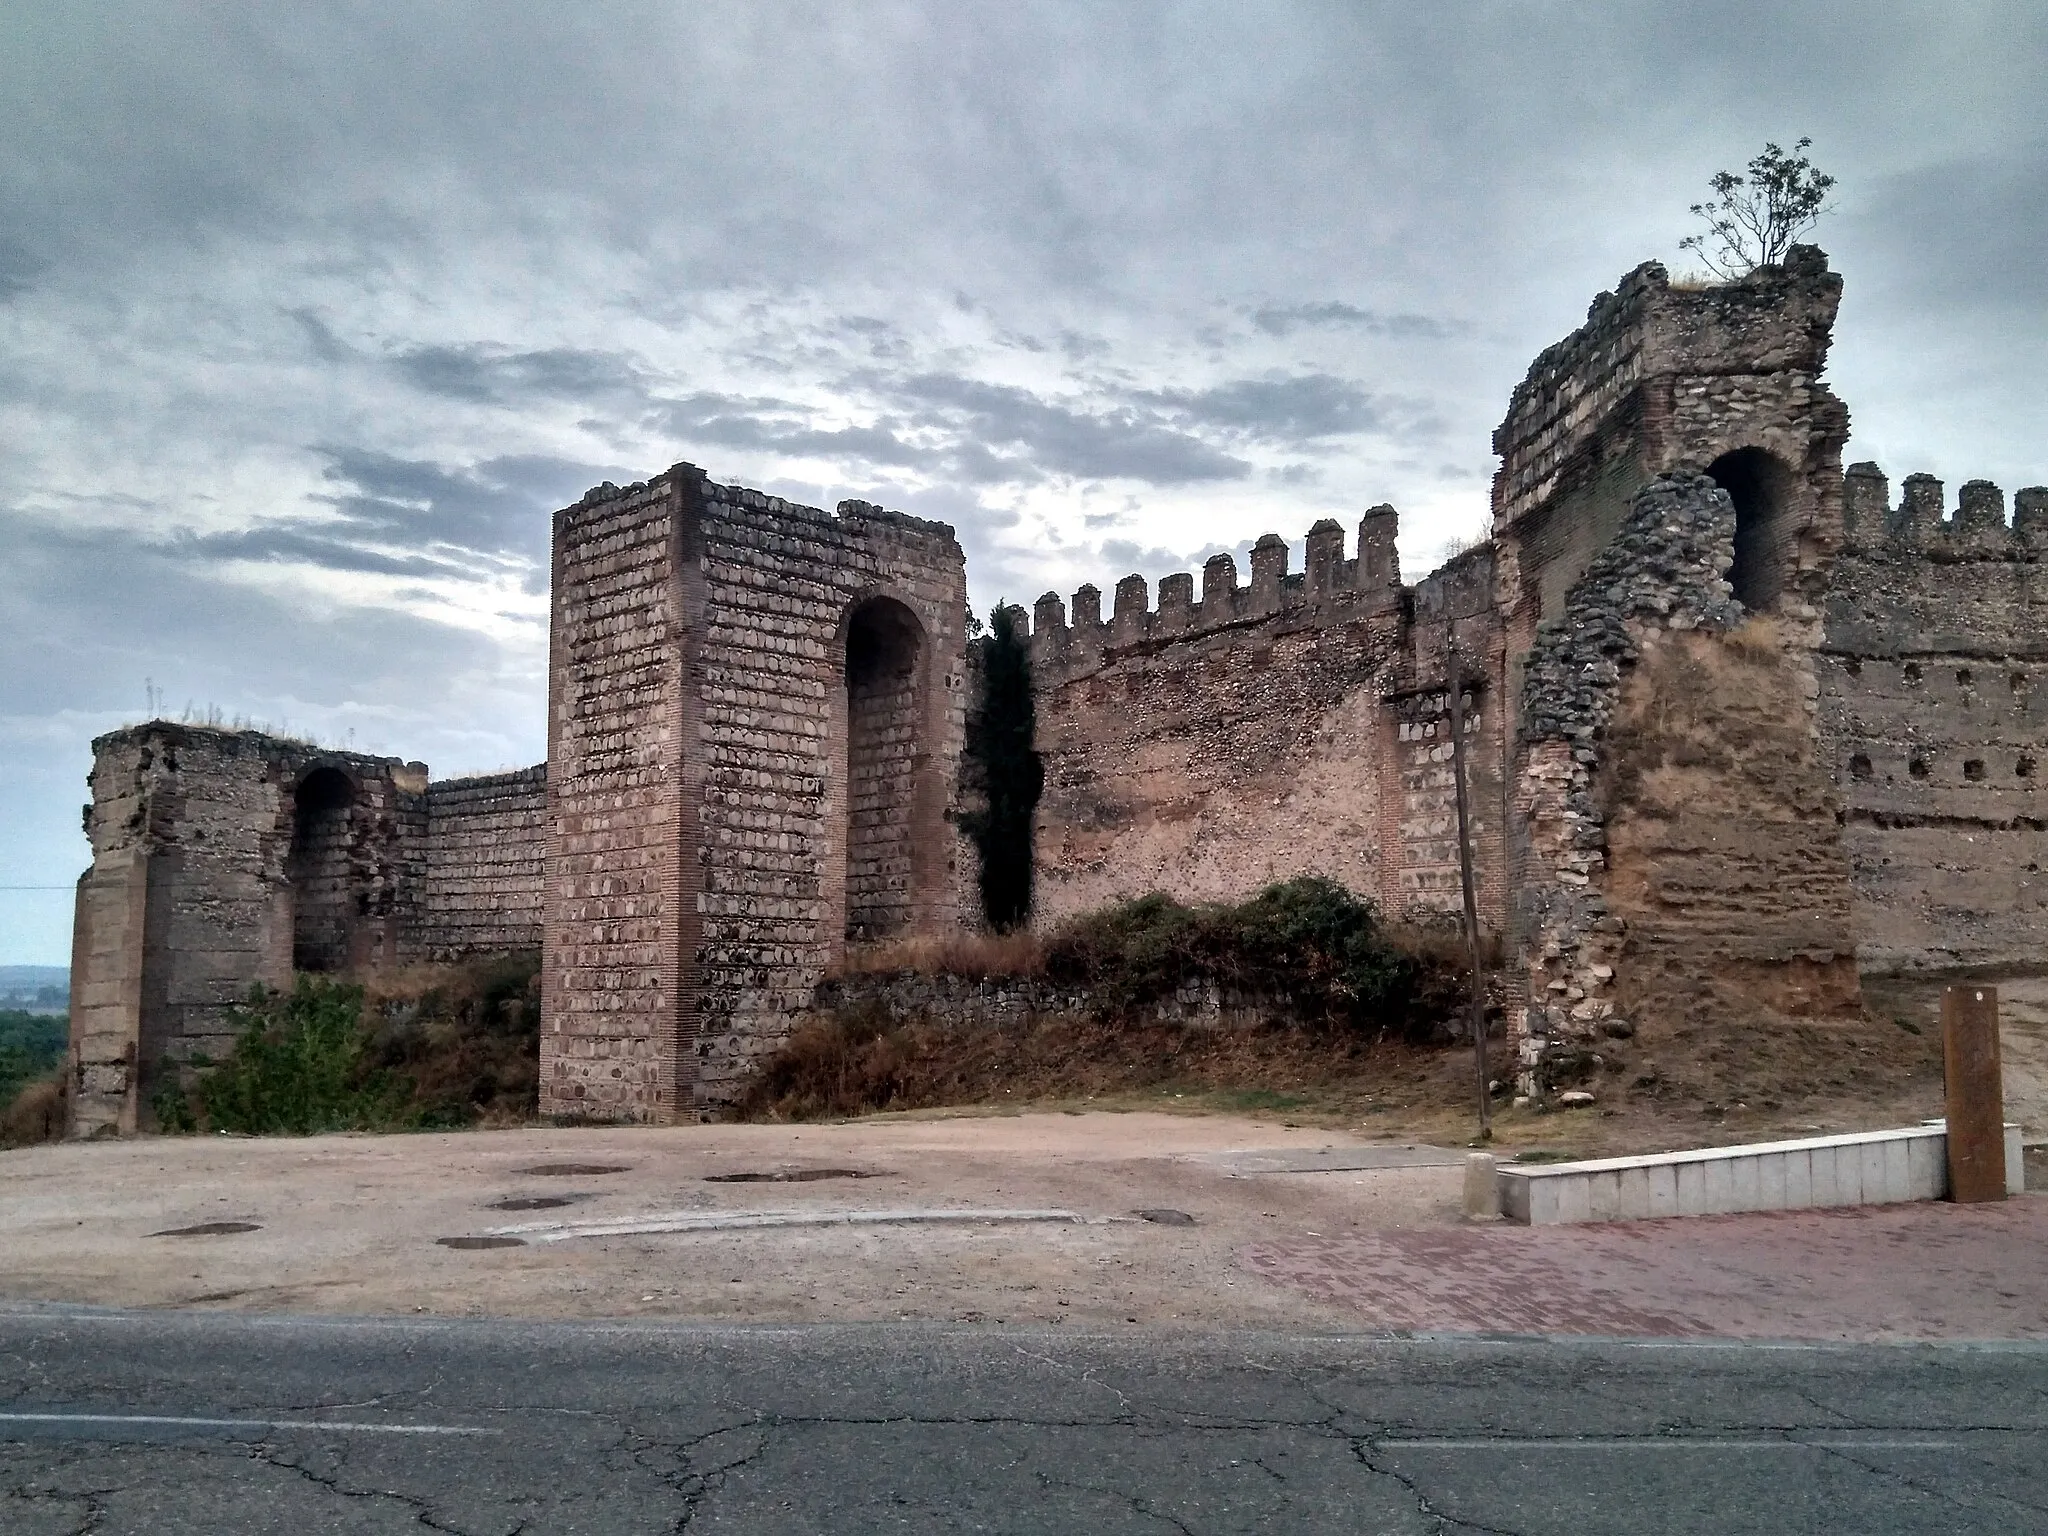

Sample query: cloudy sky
[3,2,2043,963]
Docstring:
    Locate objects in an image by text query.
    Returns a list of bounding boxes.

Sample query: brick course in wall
[418,767,548,959]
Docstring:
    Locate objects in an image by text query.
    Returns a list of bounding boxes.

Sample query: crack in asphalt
[1349,1439,1527,1536]
[242,1435,502,1536]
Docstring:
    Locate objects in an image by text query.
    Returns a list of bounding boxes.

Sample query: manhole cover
[149,1221,262,1237]
[703,1168,878,1184]
[512,1163,630,1177]
[437,1236,527,1250]
[486,1195,585,1211]
[1135,1208,1197,1227]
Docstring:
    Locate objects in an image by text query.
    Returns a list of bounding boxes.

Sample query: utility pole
[1447,642,1492,1140]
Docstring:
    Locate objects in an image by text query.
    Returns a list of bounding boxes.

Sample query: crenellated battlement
[1027,506,1402,683]
[1841,463,2048,557]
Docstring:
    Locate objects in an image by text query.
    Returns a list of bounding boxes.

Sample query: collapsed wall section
[1822,467,2048,969]
[1515,474,1859,1081]
[1489,249,1858,1087]
[542,467,970,1120]
[1027,511,1422,924]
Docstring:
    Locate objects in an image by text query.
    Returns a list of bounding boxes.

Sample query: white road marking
[1378,1436,1963,1450]
[485,1207,1087,1241]
[0,1413,496,1436]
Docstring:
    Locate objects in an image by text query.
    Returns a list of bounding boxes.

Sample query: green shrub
[0,1009,66,1110]
[184,977,418,1135]
[1042,876,1457,1040]
[155,955,543,1136]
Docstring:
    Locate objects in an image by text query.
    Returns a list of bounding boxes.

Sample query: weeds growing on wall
[962,601,1042,930]
[154,953,542,1135]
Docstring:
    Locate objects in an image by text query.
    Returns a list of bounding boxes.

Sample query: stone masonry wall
[543,476,695,1122]
[1822,466,2048,969]
[417,766,548,960]
[68,724,426,1134]
[543,466,970,1120]
[1027,510,1427,925]
[1488,250,1855,1086]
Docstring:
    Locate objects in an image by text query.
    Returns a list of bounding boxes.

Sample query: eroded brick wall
[1822,467,2048,969]
[418,767,547,959]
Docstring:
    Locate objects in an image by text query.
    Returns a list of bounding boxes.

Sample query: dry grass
[734,1002,1490,1125]
[0,1077,66,1149]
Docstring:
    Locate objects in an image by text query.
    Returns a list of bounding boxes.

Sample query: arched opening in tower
[843,597,926,943]
[289,766,358,973]
[1707,446,1797,612]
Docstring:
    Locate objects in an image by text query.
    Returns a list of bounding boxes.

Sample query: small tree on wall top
[1680,138,1836,280]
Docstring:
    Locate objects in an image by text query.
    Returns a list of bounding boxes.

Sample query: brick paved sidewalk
[1240,1196,2048,1340]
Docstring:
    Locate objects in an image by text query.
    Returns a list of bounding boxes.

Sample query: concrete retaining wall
[1499,1122,2025,1225]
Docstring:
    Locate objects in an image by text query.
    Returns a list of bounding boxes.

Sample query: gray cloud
[392,345,645,406]
[1140,373,1395,442]
[1250,302,1460,340]
[887,373,1251,485]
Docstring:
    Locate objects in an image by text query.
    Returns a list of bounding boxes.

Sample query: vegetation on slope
[154,953,541,1135]
[0,1010,68,1148]
[739,878,1475,1121]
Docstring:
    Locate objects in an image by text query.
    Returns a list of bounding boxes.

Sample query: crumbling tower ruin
[1487,246,1865,1077]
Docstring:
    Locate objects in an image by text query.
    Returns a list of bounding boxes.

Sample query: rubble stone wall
[1821,466,2048,969]
[67,724,427,1134]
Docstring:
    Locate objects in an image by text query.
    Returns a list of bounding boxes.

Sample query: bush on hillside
[0,1009,69,1148]
[1043,877,1459,1040]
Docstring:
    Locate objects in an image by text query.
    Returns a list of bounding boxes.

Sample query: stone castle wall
[65,245,2048,1133]
[1821,467,2048,970]
[1022,507,1513,938]
[541,467,969,1120]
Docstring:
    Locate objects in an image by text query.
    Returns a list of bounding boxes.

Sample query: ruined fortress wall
[1025,510,1507,928]
[416,766,548,960]
[1489,251,1857,1079]
[1822,468,2048,970]
[542,467,970,1120]
[67,724,426,1133]
[1394,546,1512,932]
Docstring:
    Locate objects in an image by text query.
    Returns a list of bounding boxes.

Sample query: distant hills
[0,966,68,1015]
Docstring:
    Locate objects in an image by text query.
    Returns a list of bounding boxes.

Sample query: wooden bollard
[1942,985,2006,1203]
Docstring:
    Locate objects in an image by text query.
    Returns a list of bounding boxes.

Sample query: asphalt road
[1,1307,2043,1534]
